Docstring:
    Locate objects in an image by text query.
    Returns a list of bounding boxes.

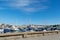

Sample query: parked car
[4,29,11,33]
[26,27,33,31]
[18,28,26,32]
[0,28,4,34]
[33,28,44,32]
[50,27,57,30]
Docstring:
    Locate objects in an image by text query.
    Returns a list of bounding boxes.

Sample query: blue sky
[0,0,60,25]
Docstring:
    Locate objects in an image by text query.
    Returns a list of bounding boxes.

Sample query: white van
[0,28,4,34]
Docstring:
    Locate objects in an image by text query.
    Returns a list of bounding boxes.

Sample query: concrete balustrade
[0,30,59,38]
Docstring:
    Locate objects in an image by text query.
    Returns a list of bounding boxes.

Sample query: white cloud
[0,7,5,10]
[41,0,48,2]
[23,8,36,12]
[0,0,50,12]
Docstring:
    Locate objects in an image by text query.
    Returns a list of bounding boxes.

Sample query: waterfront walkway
[0,33,60,40]
[0,30,59,38]
[0,30,60,40]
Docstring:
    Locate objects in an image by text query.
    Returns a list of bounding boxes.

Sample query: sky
[0,0,60,25]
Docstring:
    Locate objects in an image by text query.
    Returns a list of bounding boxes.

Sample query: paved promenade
[0,32,60,40]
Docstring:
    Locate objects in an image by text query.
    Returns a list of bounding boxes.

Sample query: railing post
[56,31,59,34]
[43,32,45,36]
[22,34,25,38]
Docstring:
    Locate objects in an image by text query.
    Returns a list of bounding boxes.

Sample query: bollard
[43,32,45,36]
[22,34,25,38]
[56,31,59,34]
